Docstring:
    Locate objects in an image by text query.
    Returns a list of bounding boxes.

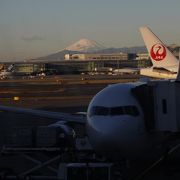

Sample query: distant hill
[95,46,147,54]
[32,38,147,61]
[33,50,80,61]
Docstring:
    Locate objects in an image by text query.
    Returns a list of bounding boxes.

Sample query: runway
[0,74,140,109]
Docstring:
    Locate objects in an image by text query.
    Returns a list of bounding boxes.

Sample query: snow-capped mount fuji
[65,38,105,52]
[32,38,147,61]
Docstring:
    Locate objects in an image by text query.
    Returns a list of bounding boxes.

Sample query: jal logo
[150,43,166,61]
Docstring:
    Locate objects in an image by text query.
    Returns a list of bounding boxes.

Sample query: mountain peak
[65,38,105,52]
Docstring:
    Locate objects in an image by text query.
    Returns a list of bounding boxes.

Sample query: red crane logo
[150,43,166,61]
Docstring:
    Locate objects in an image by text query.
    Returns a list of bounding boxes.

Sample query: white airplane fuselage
[86,83,165,159]
[140,67,177,79]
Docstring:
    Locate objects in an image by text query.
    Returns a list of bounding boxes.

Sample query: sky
[0,0,180,61]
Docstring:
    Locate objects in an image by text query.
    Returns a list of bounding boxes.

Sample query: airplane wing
[0,105,86,124]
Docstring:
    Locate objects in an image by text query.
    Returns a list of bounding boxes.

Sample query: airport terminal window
[89,105,139,117]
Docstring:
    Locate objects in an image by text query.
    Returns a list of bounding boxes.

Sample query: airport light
[13,96,20,101]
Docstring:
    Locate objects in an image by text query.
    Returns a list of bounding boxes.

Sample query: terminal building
[2,52,152,75]
[2,44,179,76]
[7,60,151,75]
[136,53,149,60]
[64,53,131,61]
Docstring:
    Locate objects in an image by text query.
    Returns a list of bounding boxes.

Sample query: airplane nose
[86,83,146,159]
[86,115,147,159]
[87,115,139,136]
[86,118,115,152]
[86,116,130,158]
[87,116,123,136]
[87,116,127,145]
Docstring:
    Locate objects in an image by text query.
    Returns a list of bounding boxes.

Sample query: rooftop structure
[136,53,149,60]
[65,53,129,61]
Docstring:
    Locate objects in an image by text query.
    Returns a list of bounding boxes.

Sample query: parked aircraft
[0,64,14,79]
[112,68,139,75]
[140,27,179,79]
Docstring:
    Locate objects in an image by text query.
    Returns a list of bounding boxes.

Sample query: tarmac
[0,74,140,109]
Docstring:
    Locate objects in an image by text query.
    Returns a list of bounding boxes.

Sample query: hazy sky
[0,0,180,60]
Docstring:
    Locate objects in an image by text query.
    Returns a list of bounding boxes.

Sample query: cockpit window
[132,106,140,116]
[93,106,109,116]
[89,105,139,117]
[111,107,124,115]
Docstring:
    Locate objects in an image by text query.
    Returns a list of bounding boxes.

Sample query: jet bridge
[132,80,180,132]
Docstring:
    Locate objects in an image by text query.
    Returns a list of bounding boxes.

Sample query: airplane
[0,64,14,79]
[0,28,180,162]
[112,68,139,75]
[139,27,179,79]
